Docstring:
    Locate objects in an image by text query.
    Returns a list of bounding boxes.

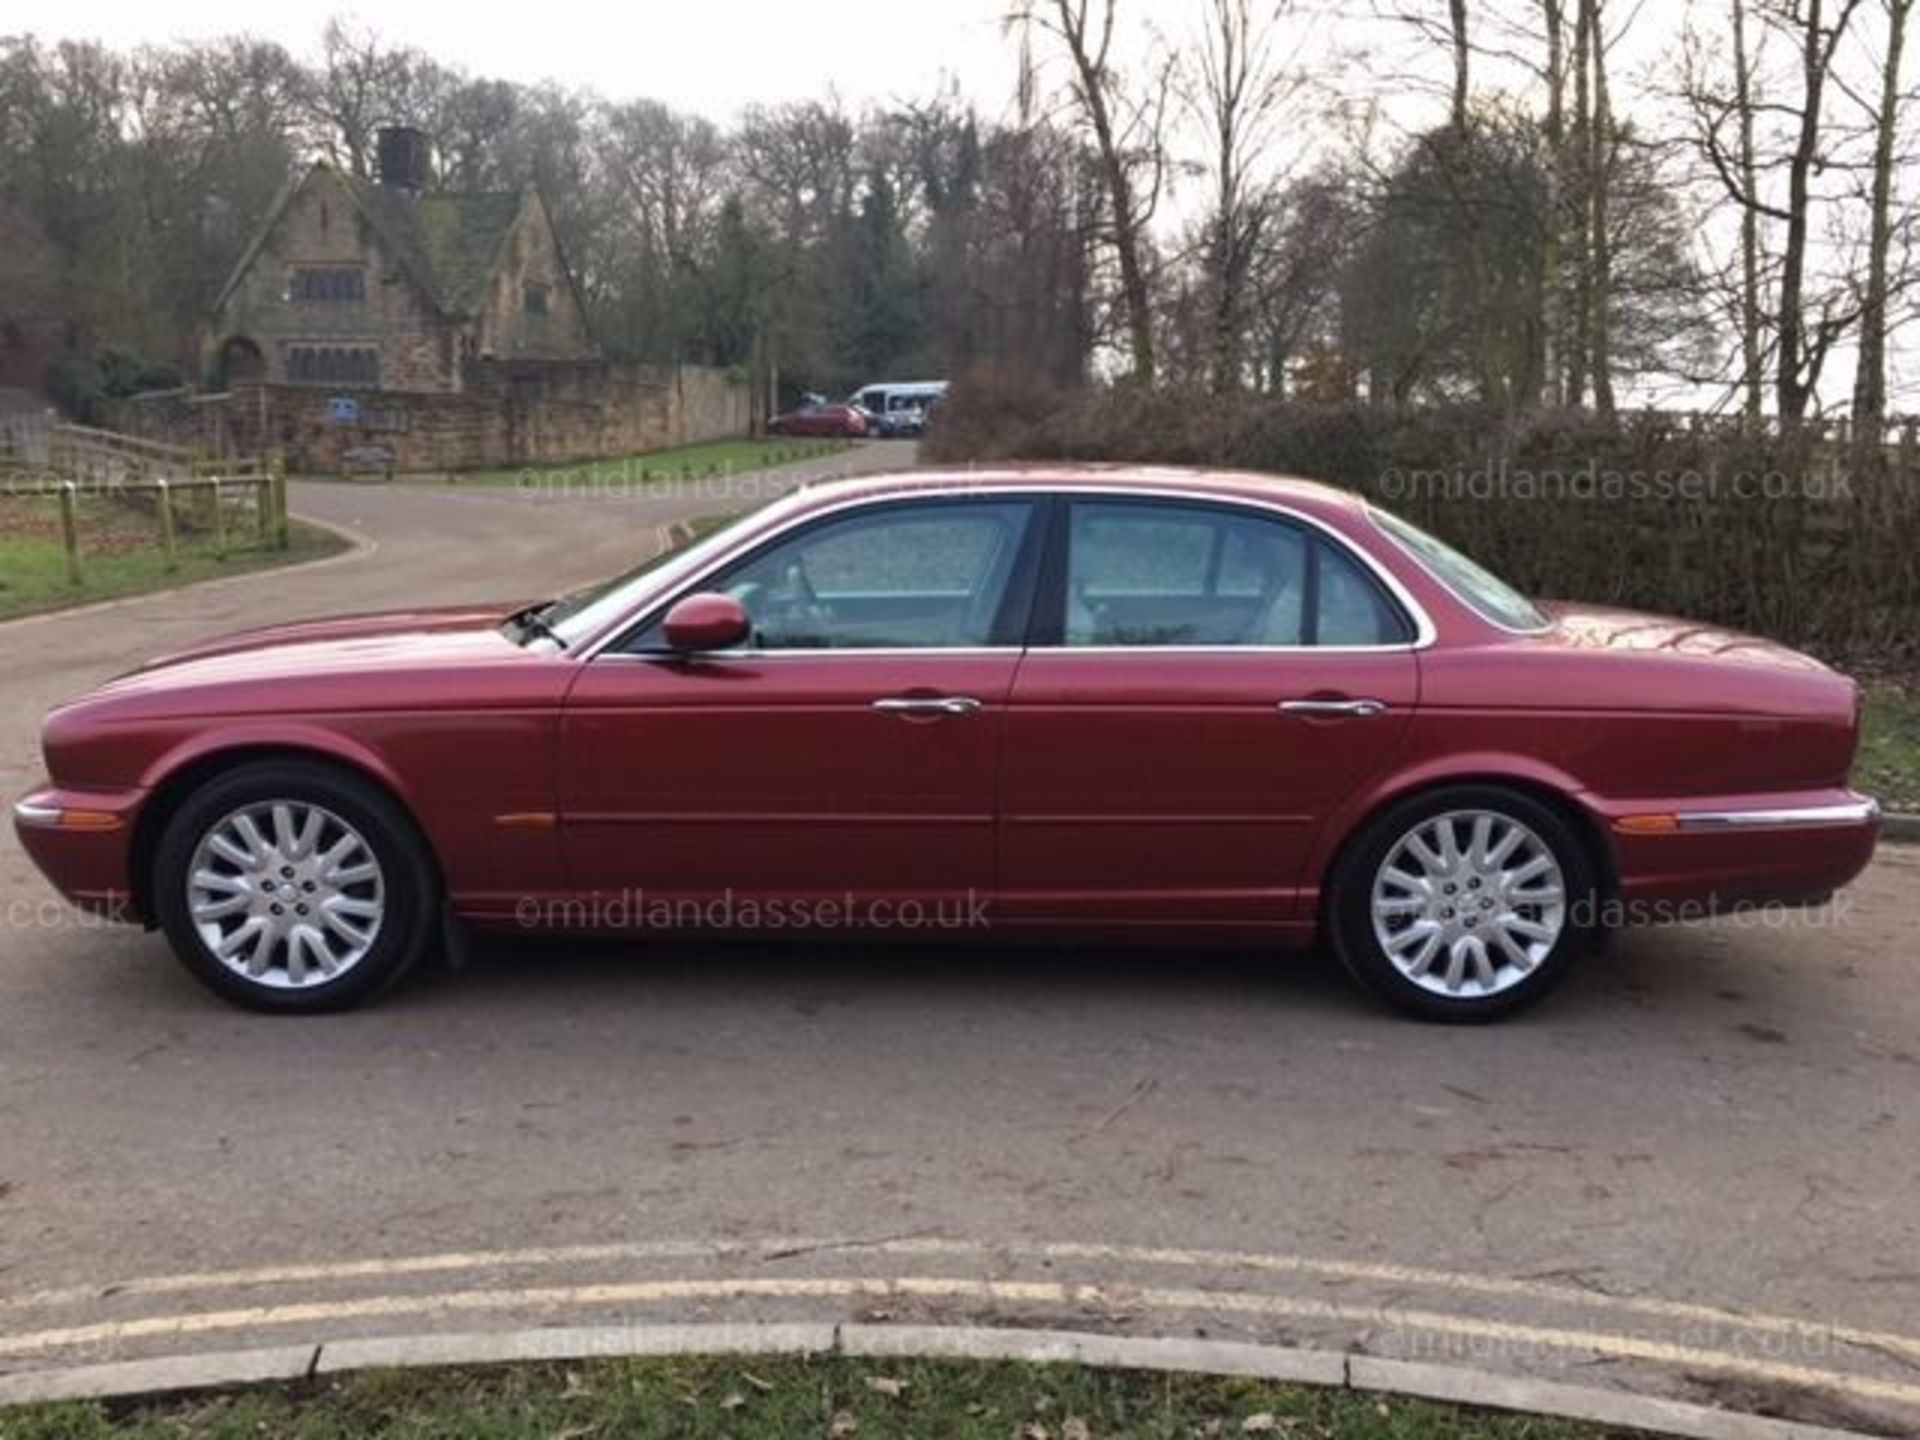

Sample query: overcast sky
[26,0,1026,123]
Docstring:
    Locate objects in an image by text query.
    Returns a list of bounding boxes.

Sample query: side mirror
[661,592,750,652]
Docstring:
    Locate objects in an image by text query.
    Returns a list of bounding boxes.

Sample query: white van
[847,380,948,438]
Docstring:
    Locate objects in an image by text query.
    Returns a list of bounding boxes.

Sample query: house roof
[211,162,532,320]
[346,177,526,316]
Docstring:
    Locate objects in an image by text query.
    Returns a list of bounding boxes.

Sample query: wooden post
[211,479,226,559]
[749,330,765,438]
[271,455,289,550]
[256,476,272,541]
[157,479,177,572]
[58,481,82,586]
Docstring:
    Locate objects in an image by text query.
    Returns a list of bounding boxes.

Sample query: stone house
[206,127,595,394]
[113,127,750,472]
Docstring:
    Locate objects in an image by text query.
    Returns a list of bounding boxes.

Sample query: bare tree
[1188,0,1303,392]
[1731,0,1766,422]
[309,19,419,178]
[1450,0,1473,129]
[1010,0,1169,382]
[1677,0,1862,423]
[1674,1,1768,420]
[1777,0,1864,422]
[1568,0,1593,402]
[1252,168,1357,395]
[1540,0,1569,404]
[426,76,521,191]
[1584,0,1618,414]
[1850,0,1915,440]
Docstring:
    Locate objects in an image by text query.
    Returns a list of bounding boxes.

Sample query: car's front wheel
[1329,785,1597,1021]
[152,759,437,1013]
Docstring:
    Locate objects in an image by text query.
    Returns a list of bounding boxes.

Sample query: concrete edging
[0,1321,1879,1440]
[1878,811,1920,844]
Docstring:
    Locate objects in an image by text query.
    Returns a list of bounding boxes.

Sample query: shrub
[44,348,185,424]
[924,382,1919,659]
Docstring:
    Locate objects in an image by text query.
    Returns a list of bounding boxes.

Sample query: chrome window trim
[1364,504,1555,637]
[578,483,1439,662]
[1674,799,1880,831]
[594,647,1026,663]
[1020,643,1418,656]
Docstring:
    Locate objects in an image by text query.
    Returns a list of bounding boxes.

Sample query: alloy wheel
[1369,808,1568,999]
[186,800,386,989]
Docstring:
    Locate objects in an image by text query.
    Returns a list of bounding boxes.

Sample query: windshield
[1368,506,1551,632]
[541,492,796,646]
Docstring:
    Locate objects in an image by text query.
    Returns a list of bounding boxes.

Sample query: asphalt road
[2,446,1917,1434]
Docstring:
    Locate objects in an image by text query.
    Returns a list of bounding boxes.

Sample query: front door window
[636,500,1038,651]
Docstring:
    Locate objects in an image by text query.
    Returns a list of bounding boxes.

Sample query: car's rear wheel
[153,760,436,1013]
[1329,785,1596,1021]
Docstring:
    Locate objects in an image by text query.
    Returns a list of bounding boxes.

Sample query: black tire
[1327,784,1598,1022]
[152,759,437,1013]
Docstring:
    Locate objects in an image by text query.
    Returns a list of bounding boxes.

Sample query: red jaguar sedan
[14,468,1879,1019]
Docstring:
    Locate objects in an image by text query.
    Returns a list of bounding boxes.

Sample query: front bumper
[13,783,147,921]
[1599,790,1880,912]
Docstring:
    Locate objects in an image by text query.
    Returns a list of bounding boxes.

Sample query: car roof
[793,464,1368,521]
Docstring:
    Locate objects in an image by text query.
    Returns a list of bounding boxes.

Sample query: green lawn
[1859,681,1920,813]
[0,494,346,621]
[380,438,850,489]
[0,1355,1624,1439]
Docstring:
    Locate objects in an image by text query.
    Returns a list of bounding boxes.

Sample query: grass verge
[0,495,347,622]
[374,438,854,490]
[677,508,748,543]
[0,1355,1628,1439]
[1859,680,1920,813]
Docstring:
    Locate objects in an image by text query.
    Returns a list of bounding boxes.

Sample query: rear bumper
[12,783,146,922]
[1596,790,1880,916]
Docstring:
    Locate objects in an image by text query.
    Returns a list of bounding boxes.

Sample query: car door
[998,495,1421,930]
[558,495,1043,922]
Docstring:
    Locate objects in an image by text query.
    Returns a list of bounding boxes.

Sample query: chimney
[375,125,434,194]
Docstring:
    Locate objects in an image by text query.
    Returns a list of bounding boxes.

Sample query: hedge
[924,384,1919,659]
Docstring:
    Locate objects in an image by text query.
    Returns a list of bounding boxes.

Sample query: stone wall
[110,360,751,473]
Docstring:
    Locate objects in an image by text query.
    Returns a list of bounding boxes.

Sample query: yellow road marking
[5,1237,1914,1368]
[1,1275,1917,1410]
[985,1240,1920,1366]
[0,1242,726,1313]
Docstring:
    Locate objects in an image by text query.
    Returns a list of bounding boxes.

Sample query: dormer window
[290,266,367,303]
[523,281,550,316]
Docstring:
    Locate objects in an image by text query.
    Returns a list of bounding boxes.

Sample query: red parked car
[15,468,1879,1018]
[766,402,868,438]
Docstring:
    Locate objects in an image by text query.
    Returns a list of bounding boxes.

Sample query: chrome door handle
[1279,698,1388,718]
[872,695,983,717]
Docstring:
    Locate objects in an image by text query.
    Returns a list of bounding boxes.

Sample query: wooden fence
[3,467,289,588]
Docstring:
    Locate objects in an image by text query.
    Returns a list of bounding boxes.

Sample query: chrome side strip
[1674,799,1880,831]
